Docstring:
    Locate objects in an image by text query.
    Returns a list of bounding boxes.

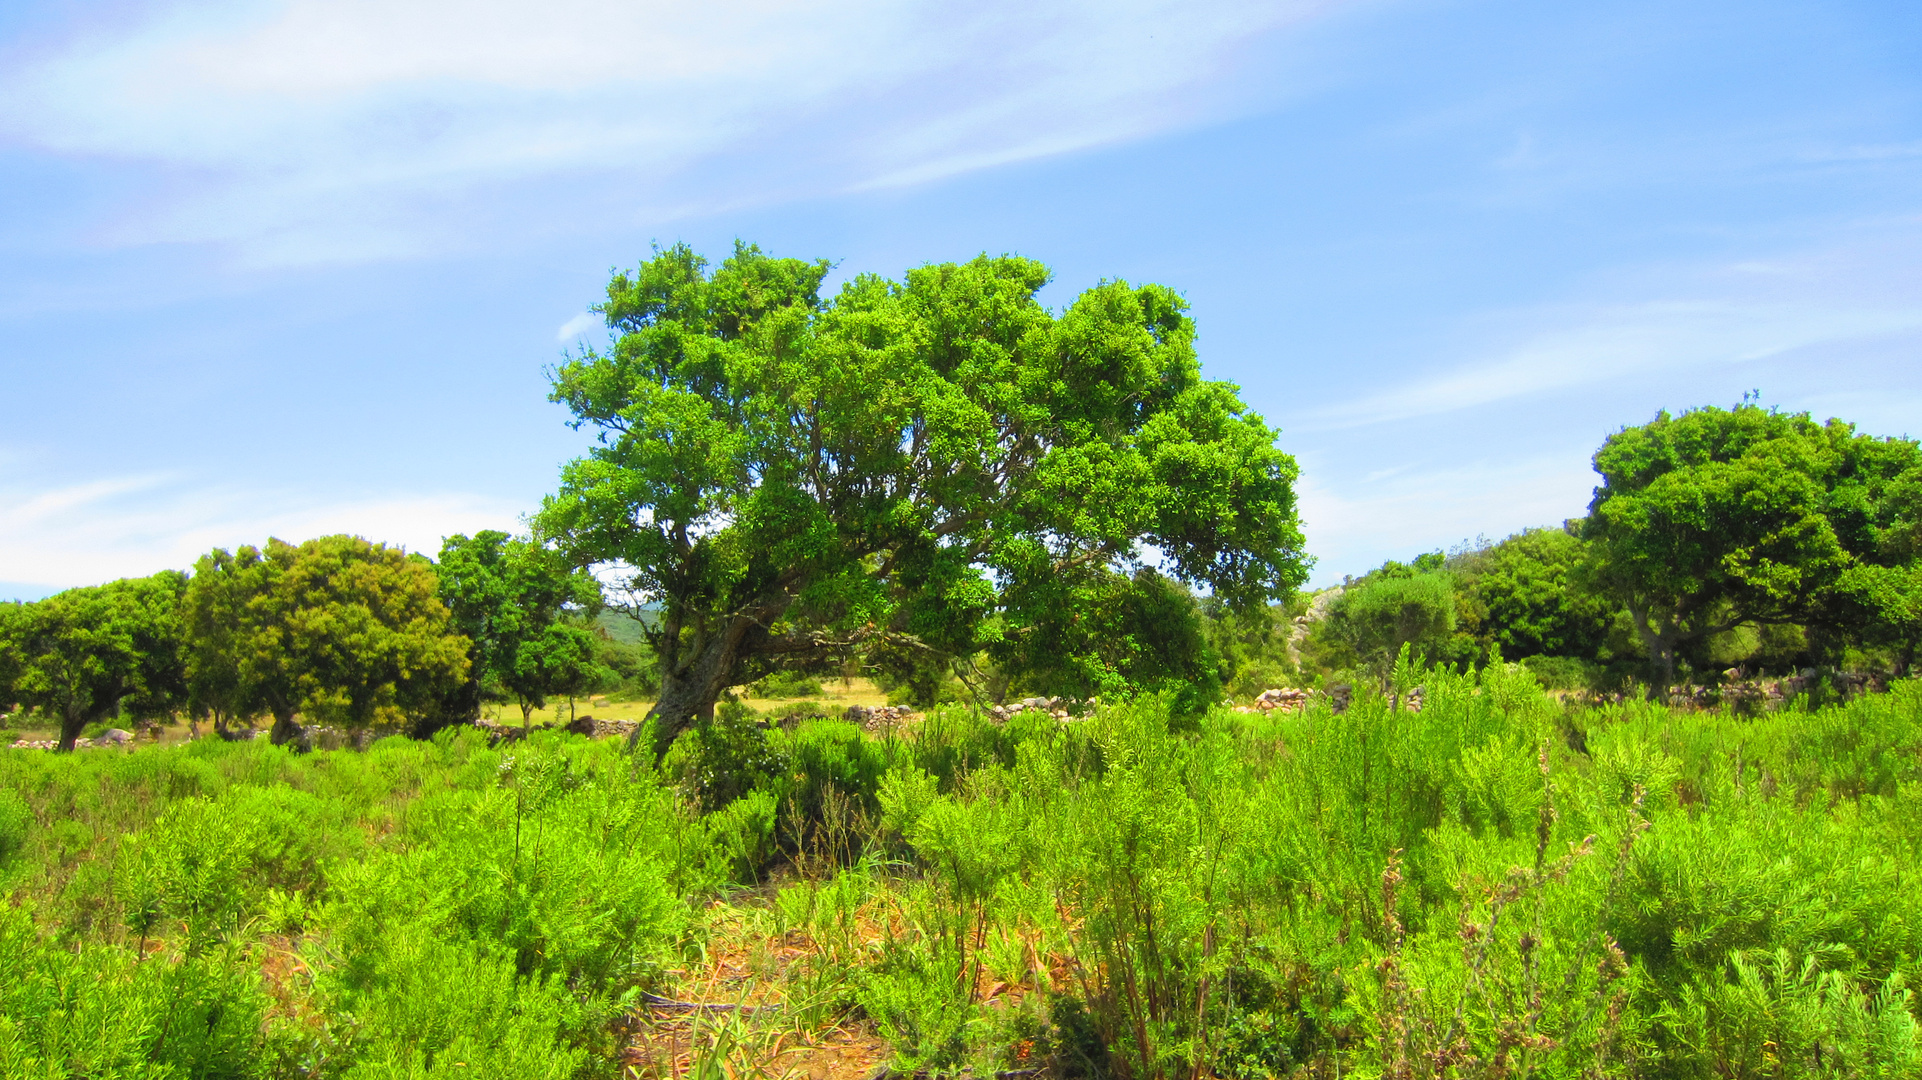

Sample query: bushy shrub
[667,703,783,813]
[749,670,825,698]
[1520,652,1598,690]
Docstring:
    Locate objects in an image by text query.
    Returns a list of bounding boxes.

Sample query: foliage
[0,729,694,1079]
[588,611,661,697]
[1586,405,1922,691]
[997,566,1226,713]
[749,669,825,698]
[536,242,1309,751]
[0,571,187,751]
[184,535,471,742]
[1315,567,1458,675]
[6,587,1922,1080]
[1455,524,1618,662]
[1201,594,1298,699]
[437,530,606,726]
[1820,435,1922,675]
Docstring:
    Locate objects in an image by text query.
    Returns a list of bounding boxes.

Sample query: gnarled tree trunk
[56,701,103,753]
[268,704,303,746]
[631,614,761,759]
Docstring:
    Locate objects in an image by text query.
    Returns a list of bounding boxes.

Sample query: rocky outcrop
[1286,588,1343,667]
[1236,687,1311,714]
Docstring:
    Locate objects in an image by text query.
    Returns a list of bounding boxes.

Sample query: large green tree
[538,243,1308,752]
[1585,405,1922,692]
[1,572,188,751]
[436,531,605,727]
[184,535,471,743]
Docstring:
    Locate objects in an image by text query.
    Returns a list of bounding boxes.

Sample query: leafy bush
[1520,652,1599,690]
[750,670,825,698]
[667,703,783,813]
[1315,569,1458,675]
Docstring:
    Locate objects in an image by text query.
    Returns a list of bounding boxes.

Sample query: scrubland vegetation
[3,666,1920,1078]
[4,243,1920,1076]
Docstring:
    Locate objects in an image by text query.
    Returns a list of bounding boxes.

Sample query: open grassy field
[2,669,1920,1078]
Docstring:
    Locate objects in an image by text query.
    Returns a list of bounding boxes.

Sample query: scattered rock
[594,718,641,739]
[843,704,914,731]
[468,715,643,745]
[1329,684,1353,714]
[985,696,1091,723]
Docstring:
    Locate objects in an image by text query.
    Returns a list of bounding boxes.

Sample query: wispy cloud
[1295,456,1597,586]
[1297,221,1922,434]
[1303,300,1922,430]
[1,0,1345,264]
[555,311,601,344]
[0,473,523,592]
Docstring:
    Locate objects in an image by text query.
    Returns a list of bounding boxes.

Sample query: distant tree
[1317,569,1457,675]
[1,572,188,751]
[1584,405,1922,693]
[181,546,262,734]
[1198,594,1298,700]
[1454,526,1615,660]
[184,536,470,743]
[436,531,605,727]
[538,243,1308,753]
[994,566,1224,712]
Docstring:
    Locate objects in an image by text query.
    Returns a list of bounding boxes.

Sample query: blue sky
[2,0,1919,599]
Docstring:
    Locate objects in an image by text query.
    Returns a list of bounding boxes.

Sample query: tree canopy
[1585,405,1922,691]
[1315,567,1457,673]
[437,531,605,726]
[184,535,470,742]
[0,572,187,751]
[538,242,1308,751]
[1455,526,1617,661]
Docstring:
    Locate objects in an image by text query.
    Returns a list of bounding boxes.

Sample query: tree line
[0,532,632,751]
[1302,405,1922,696]
[4,243,1919,750]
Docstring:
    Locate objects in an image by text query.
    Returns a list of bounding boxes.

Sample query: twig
[638,991,780,1015]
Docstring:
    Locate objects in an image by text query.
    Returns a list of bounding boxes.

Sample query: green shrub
[668,705,782,813]
[1520,652,1598,690]
[860,941,974,1070]
[750,670,825,698]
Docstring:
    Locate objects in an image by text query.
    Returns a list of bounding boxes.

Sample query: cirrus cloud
[1,0,1348,264]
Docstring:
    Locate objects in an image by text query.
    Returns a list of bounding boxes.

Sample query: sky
[2,0,1919,599]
